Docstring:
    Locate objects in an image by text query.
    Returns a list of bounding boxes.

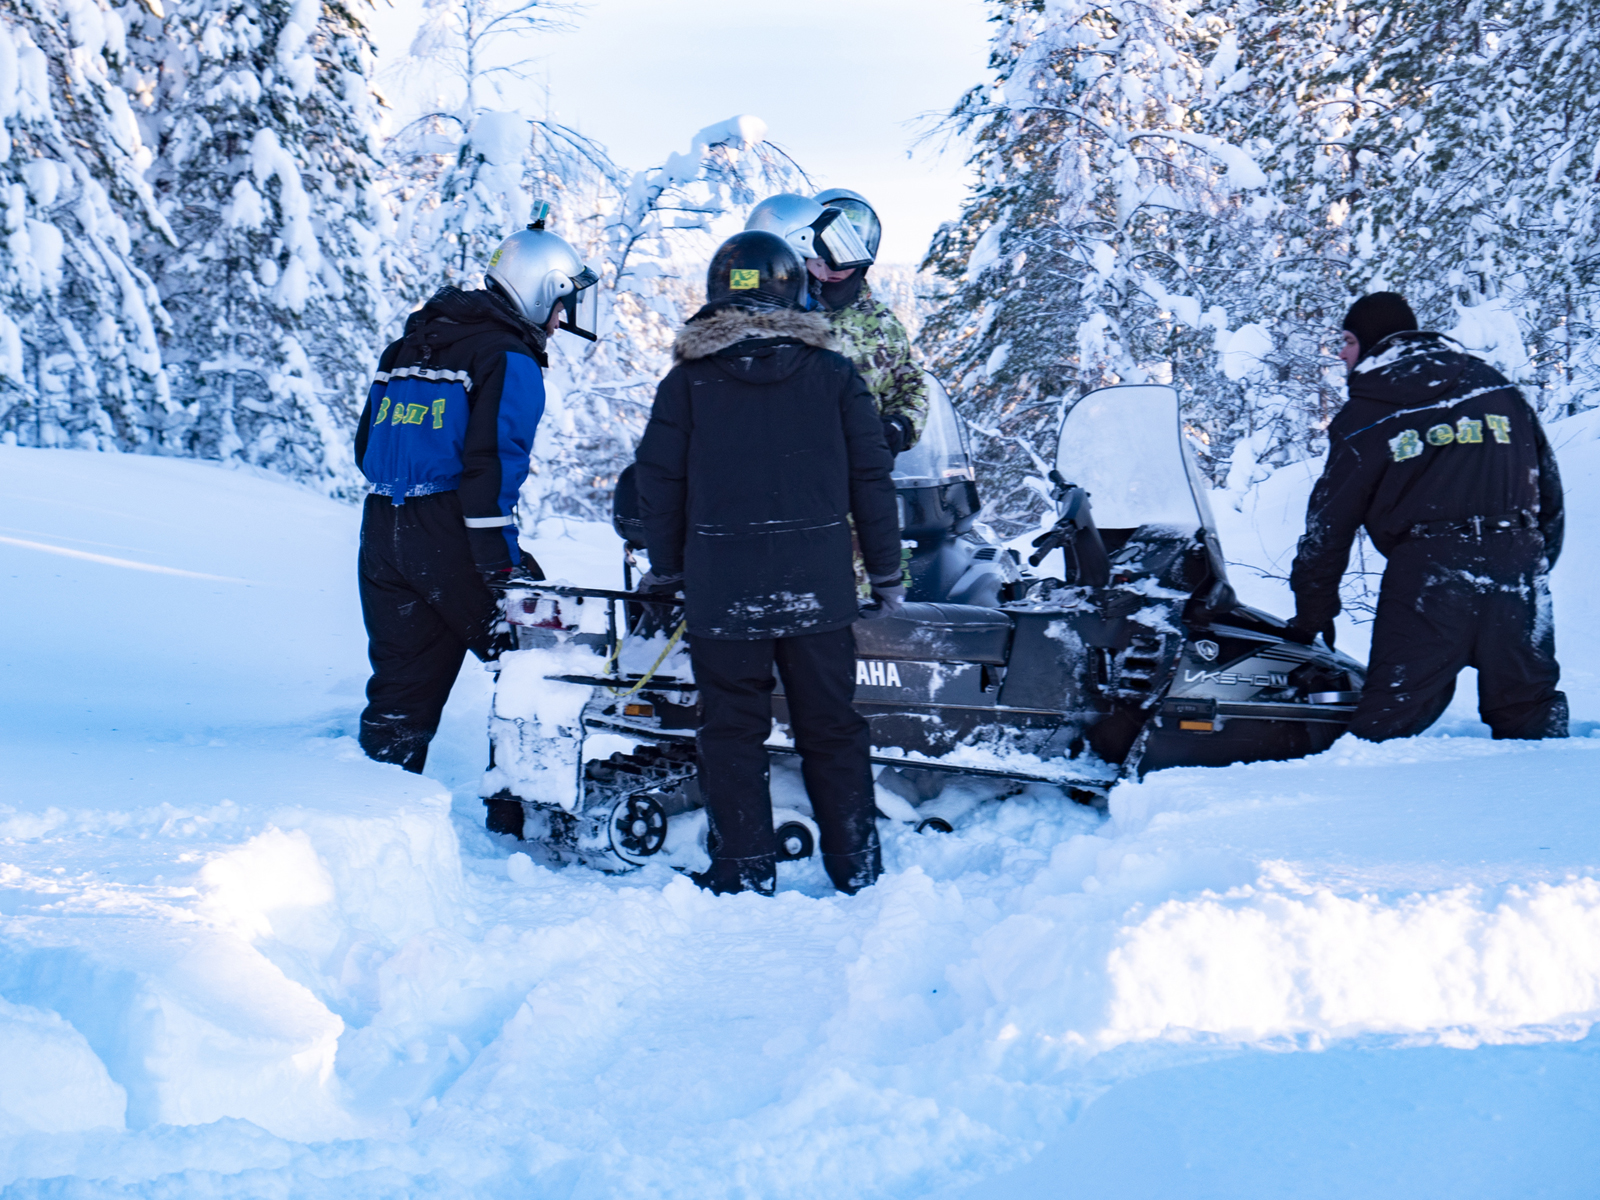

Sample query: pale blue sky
[366,0,994,265]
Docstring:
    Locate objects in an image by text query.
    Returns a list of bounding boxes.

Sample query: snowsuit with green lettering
[1289,331,1566,741]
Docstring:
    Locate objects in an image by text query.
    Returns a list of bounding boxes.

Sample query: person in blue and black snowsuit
[1289,291,1567,742]
[355,215,598,773]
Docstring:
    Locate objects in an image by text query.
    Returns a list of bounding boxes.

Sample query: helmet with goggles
[813,188,881,264]
[485,201,600,340]
[745,193,873,272]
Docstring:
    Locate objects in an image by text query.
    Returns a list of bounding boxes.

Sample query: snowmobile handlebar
[1029,477,1094,567]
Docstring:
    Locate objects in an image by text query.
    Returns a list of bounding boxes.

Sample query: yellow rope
[602,621,624,679]
[613,620,687,701]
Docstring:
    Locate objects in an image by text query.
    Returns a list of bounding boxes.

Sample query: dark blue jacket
[356,288,547,571]
[635,302,899,640]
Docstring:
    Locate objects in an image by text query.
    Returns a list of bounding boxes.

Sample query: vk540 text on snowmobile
[482,381,1365,872]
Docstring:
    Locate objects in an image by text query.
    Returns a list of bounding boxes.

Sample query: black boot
[691,854,776,896]
[823,835,882,895]
[359,717,433,773]
[484,797,525,838]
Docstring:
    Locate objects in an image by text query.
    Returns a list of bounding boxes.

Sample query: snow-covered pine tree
[379,0,607,320]
[1328,0,1600,414]
[921,0,1270,531]
[0,0,174,452]
[523,116,811,524]
[125,0,385,494]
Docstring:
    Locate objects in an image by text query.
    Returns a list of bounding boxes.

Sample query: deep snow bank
[3,441,1600,1198]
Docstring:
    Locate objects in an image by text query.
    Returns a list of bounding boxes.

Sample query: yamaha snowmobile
[482,381,1365,871]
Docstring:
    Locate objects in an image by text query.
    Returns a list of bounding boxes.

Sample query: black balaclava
[1342,291,1418,362]
[817,268,866,312]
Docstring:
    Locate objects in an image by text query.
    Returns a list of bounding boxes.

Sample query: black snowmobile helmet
[704,231,808,310]
[1343,291,1418,362]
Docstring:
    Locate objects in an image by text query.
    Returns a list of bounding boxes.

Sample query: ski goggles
[810,208,874,272]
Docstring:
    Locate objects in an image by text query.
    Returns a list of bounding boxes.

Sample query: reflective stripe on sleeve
[373,366,474,389]
[462,515,515,528]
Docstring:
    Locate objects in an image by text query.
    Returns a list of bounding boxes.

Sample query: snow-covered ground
[3,426,1600,1197]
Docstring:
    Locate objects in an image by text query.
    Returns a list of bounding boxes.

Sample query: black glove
[881,414,913,456]
[862,573,906,619]
[481,550,544,590]
[631,571,684,637]
[1285,618,1335,648]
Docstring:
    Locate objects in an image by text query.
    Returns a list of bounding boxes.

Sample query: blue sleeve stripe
[497,352,546,558]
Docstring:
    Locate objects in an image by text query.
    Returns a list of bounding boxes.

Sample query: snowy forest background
[1,0,1595,536]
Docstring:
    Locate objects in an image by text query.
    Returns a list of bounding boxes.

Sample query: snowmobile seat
[852,602,1014,665]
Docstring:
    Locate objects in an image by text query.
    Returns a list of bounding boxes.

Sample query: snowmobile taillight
[623,702,654,718]
[508,597,563,628]
[1162,695,1217,732]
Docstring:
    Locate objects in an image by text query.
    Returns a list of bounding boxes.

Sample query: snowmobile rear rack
[494,581,683,606]
[548,674,696,689]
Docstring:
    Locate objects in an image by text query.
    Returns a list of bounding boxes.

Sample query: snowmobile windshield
[1055,384,1216,533]
[893,373,974,487]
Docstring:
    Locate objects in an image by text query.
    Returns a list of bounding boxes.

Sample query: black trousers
[690,627,881,892]
[358,492,509,772]
[1353,531,1567,742]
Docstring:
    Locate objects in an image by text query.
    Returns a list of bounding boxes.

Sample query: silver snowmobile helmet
[745,193,873,272]
[485,204,600,340]
[704,231,808,309]
[814,187,881,264]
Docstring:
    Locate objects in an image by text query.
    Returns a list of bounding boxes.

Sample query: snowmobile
[482,381,1365,872]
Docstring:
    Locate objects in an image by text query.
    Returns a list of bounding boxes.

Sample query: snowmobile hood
[673,304,837,381]
[403,286,550,366]
[1346,330,1501,408]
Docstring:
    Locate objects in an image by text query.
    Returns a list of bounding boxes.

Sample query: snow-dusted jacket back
[635,304,899,640]
[355,288,548,573]
[1291,331,1564,627]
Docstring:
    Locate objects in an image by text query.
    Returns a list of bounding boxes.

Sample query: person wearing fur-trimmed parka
[634,231,901,897]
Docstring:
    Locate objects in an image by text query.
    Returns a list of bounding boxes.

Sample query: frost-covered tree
[379,0,606,318]
[0,0,174,452]
[921,0,1271,529]
[1320,0,1600,414]
[523,116,811,524]
[125,0,385,493]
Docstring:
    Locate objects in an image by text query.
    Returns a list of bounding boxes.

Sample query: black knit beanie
[1342,292,1418,361]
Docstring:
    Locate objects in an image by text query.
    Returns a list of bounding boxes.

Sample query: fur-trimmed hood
[673,304,838,362]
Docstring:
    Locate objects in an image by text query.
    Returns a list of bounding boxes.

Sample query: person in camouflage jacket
[812,270,928,454]
[819,277,928,453]
[806,189,927,453]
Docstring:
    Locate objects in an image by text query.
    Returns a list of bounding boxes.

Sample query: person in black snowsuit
[355,219,597,773]
[1289,291,1566,742]
[634,230,902,896]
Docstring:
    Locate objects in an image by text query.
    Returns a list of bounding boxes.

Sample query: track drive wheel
[610,792,668,864]
[775,820,815,862]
